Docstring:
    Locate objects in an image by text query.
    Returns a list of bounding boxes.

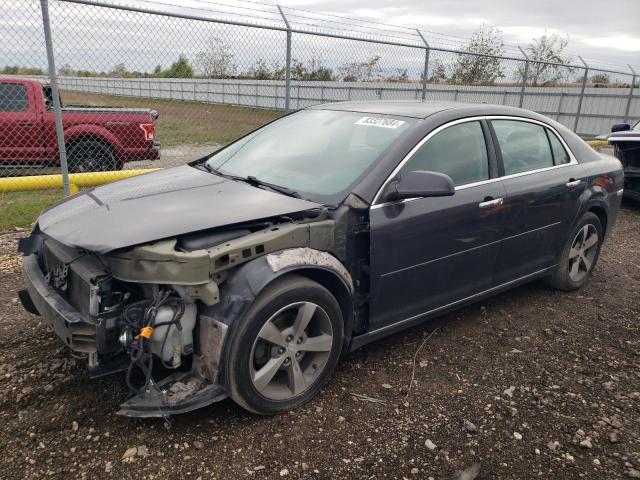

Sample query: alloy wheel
[568,224,599,282]
[250,301,334,401]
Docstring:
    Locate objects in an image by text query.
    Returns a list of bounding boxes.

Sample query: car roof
[309,100,534,120]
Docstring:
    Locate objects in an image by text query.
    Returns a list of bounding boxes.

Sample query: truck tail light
[140,123,154,141]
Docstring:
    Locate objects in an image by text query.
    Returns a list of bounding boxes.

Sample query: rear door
[0,82,42,162]
[489,118,585,284]
[369,119,506,329]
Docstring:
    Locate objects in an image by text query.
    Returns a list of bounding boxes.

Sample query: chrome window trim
[371,115,579,209]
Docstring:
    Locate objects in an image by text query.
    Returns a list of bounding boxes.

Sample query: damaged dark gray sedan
[18,101,624,417]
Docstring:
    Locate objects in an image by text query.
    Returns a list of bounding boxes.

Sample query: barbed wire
[56,0,640,73]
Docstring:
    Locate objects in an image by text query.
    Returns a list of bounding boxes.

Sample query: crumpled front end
[19,214,347,417]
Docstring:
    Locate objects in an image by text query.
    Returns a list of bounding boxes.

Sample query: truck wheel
[544,212,603,291]
[227,275,344,415]
[67,140,119,173]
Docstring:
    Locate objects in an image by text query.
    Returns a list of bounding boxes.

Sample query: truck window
[42,86,54,110]
[0,83,29,112]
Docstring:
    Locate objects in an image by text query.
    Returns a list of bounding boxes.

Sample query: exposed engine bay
[18,196,369,417]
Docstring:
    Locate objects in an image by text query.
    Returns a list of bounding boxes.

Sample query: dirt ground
[0,205,638,480]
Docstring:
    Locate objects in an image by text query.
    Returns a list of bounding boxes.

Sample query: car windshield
[634,119,640,131]
[205,109,415,204]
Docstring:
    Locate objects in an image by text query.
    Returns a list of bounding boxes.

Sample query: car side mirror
[611,123,630,133]
[385,170,455,202]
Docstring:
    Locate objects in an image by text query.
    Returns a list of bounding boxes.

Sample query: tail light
[140,123,154,141]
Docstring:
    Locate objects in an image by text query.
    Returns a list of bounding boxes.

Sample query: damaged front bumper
[21,251,231,417]
[117,373,228,418]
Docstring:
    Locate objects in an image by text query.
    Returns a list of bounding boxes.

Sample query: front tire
[545,212,603,291]
[227,275,344,415]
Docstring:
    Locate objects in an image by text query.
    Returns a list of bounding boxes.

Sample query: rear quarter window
[547,130,570,165]
[0,83,29,112]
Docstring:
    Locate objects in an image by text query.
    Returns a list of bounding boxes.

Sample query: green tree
[110,63,135,78]
[1,66,20,75]
[450,25,505,85]
[291,58,335,81]
[163,55,194,78]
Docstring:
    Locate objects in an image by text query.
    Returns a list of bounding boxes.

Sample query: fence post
[40,0,70,196]
[417,29,429,101]
[517,46,529,108]
[277,5,292,113]
[574,56,589,132]
[624,64,637,124]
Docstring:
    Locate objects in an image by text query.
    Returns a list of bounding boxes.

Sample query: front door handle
[565,179,583,189]
[17,120,33,127]
[478,197,504,209]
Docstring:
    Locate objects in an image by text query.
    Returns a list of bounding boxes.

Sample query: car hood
[38,165,322,254]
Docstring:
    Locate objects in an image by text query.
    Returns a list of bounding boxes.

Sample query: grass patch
[61,91,282,147]
[0,190,62,231]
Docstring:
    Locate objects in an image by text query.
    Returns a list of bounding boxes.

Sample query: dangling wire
[124,291,186,394]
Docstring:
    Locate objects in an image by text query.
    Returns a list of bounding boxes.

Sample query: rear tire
[544,212,603,291]
[227,275,344,415]
[67,140,119,173]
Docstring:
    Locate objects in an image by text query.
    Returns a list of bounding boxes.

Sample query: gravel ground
[0,205,638,480]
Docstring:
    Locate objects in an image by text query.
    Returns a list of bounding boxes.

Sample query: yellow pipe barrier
[0,168,160,193]
[586,140,609,151]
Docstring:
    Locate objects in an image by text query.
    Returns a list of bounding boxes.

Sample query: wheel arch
[284,266,354,354]
[64,125,123,161]
[585,204,608,237]
[205,250,355,387]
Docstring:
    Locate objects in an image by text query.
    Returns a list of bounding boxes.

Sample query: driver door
[369,119,506,329]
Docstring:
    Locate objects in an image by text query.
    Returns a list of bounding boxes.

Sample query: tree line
[1,27,628,86]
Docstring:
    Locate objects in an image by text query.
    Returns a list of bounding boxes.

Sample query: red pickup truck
[0,78,160,172]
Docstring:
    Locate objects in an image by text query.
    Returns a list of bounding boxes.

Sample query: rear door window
[0,83,29,112]
[399,120,489,186]
[492,120,554,175]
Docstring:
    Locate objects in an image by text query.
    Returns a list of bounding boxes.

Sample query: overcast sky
[2,0,639,76]
[277,0,640,70]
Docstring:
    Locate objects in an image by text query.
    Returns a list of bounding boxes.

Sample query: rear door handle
[17,121,33,127]
[565,179,583,189]
[478,197,504,209]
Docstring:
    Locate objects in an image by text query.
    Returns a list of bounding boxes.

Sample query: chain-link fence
[1,0,639,193]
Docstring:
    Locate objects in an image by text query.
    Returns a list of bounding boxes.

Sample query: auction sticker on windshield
[354,117,405,129]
